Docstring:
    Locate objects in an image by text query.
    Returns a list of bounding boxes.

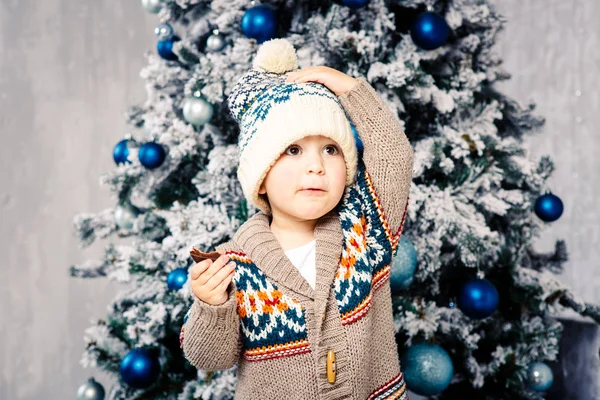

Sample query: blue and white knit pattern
[227,66,358,215]
[227,69,286,124]
[237,80,340,152]
[229,251,312,362]
[334,159,394,325]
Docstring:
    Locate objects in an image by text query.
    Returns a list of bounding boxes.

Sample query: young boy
[180,38,413,399]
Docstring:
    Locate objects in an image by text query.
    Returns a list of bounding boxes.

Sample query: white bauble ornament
[182,96,213,126]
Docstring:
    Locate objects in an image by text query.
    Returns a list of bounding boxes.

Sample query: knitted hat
[227,38,358,215]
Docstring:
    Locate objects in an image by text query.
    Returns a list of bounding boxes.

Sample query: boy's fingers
[286,67,317,82]
[190,260,212,280]
[205,261,236,291]
[294,73,326,85]
[212,254,230,273]
[198,255,231,285]
[214,269,234,294]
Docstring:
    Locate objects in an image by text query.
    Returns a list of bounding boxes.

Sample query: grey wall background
[496,0,600,314]
[0,1,156,398]
[0,1,598,399]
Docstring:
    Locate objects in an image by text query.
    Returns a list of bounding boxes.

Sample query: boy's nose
[306,156,325,175]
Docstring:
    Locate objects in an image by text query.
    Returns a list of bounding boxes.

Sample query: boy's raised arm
[338,77,414,246]
[180,283,242,371]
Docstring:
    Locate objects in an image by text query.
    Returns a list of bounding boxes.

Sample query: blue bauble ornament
[167,268,188,290]
[350,123,363,155]
[157,36,180,61]
[458,278,499,319]
[341,0,370,8]
[241,5,278,44]
[526,362,554,392]
[138,142,166,169]
[119,348,160,389]
[410,12,450,50]
[401,343,453,396]
[154,22,174,40]
[390,236,418,293]
[534,193,563,222]
[113,139,138,165]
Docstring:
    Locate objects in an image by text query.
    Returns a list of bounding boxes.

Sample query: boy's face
[258,135,347,222]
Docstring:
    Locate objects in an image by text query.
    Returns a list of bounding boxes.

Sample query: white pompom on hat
[252,38,298,73]
[227,39,357,215]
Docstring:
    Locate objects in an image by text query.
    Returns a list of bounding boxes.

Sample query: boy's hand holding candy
[189,252,235,306]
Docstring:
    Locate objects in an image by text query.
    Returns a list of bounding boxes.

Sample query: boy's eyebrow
[289,142,340,149]
[293,137,338,145]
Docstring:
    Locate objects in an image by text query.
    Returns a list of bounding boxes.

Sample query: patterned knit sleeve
[337,76,414,253]
[179,282,242,371]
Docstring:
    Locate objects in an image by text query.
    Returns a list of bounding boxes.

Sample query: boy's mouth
[301,188,326,195]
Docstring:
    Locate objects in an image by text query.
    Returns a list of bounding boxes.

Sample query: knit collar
[232,209,342,301]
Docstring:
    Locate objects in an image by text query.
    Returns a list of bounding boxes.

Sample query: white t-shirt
[284,240,316,290]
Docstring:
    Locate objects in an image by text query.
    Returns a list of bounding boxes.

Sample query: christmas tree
[70,0,600,399]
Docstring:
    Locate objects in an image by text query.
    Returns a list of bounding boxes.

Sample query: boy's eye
[324,145,339,155]
[284,144,340,156]
[285,145,301,156]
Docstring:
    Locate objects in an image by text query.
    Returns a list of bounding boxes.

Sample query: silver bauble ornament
[182,96,213,126]
[76,377,105,400]
[115,203,139,230]
[154,22,174,40]
[141,0,162,13]
[206,31,226,52]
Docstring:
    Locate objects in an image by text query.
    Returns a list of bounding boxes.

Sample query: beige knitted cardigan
[181,77,414,400]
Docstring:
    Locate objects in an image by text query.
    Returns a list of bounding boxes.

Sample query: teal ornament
[182,95,213,126]
[401,343,453,395]
[526,362,553,392]
[390,236,417,293]
[167,268,188,290]
[76,377,105,400]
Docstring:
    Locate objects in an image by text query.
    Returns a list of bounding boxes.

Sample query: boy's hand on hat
[285,66,359,97]
[189,254,236,306]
